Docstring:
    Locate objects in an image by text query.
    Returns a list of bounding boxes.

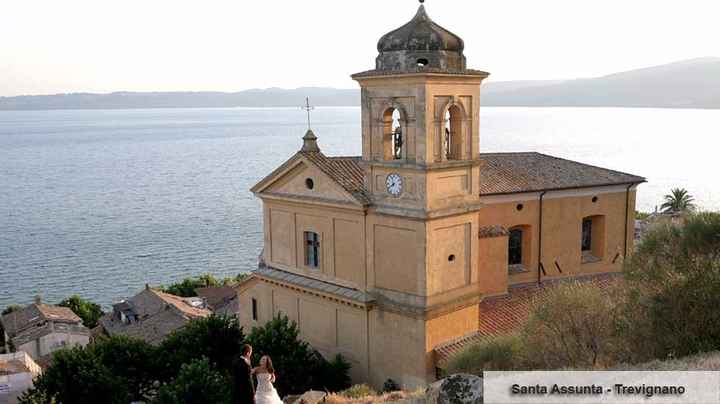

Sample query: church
[237,2,645,388]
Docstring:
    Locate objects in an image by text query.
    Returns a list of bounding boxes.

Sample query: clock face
[385,173,403,197]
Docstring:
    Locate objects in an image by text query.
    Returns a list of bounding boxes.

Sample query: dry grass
[325,389,426,404]
[608,351,720,371]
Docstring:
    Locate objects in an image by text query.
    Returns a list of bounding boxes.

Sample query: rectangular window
[508,229,523,266]
[582,218,593,252]
[304,231,320,268]
[251,298,258,321]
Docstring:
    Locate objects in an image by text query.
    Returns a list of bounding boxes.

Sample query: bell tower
[352,2,489,217]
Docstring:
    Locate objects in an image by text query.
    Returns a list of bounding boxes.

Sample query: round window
[305,178,315,190]
[516,203,524,211]
[592,196,599,203]
[448,254,456,262]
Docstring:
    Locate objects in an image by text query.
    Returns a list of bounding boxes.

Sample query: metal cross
[301,97,315,130]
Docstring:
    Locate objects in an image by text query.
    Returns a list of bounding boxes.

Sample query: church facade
[237,4,645,388]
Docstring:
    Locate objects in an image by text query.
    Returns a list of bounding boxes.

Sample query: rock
[283,395,302,404]
[425,374,483,404]
[297,390,327,404]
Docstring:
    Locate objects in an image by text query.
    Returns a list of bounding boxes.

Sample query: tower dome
[375,3,466,72]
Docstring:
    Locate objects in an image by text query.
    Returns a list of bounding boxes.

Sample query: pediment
[253,155,361,206]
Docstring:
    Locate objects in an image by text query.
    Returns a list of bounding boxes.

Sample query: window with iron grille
[508,228,523,265]
[304,231,320,269]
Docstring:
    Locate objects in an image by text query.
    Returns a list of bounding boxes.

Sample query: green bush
[246,314,352,396]
[58,295,104,329]
[152,358,231,404]
[624,212,720,360]
[341,384,377,399]
[161,273,250,297]
[445,334,525,375]
[19,340,136,404]
[157,315,245,381]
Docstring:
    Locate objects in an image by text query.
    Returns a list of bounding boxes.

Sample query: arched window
[304,231,320,269]
[508,228,523,266]
[444,105,462,160]
[383,108,403,160]
[581,216,605,263]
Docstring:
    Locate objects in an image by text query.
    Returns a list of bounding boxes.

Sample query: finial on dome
[301,129,320,153]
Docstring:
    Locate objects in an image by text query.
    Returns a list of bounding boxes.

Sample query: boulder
[283,395,302,404]
[425,374,483,404]
[297,390,327,404]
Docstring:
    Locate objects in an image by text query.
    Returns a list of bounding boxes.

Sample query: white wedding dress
[255,372,283,404]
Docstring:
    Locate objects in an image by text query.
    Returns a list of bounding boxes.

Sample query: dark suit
[233,355,255,404]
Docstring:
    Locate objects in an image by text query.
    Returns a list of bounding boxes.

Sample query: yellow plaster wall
[476,235,510,296]
[367,213,426,295]
[238,280,370,383]
[425,305,479,353]
[368,309,428,390]
[478,189,636,285]
[264,200,367,290]
[266,162,355,204]
[426,213,478,297]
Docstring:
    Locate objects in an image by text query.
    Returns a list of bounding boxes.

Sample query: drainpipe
[623,183,634,259]
[537,191,547,284]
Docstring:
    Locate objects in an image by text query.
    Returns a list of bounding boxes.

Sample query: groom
[233,344,255,404]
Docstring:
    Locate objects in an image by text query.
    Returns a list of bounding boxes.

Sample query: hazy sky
[1,0,718,96]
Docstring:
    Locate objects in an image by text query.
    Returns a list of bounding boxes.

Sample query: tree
[19,336,156,404]
[246,315,351,396]
[152,358,231,404]
[161,274,249,297]
[660,188,696,214]
[624,212,720,360]
[58,295,104,329]
[19,345,130,404]
[445,335,526,375]
[157,315,245,381]
[520,282,623,369]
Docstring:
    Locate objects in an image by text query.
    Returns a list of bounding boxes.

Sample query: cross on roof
[301,97,315,130]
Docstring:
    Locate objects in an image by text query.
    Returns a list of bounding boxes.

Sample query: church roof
[478,152,646,195]
[255,265,374,304]
[301,152,369,204]
[253,151,643,207]
[251,150,370,206]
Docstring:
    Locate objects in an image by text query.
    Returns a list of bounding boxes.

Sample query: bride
[254,356,283,404]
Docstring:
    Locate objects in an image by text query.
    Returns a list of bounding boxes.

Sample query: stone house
[0,352,43,404]
[236,3,645,389]
[95,287,211,345]
[0,298,89,365]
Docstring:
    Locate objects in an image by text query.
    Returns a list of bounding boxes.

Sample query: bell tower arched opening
[443,105,463,161]
[382,107,404,161]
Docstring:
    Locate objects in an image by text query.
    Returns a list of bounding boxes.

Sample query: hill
[1,58,718,110]
[483,57,720,109]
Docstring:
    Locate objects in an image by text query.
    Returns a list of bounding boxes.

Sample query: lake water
[1,107,719,308]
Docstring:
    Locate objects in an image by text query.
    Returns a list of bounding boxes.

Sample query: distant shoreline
[1,105,718,113]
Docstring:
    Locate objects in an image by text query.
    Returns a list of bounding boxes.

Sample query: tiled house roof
[434,273,621,366]
[196,286,237,311]
[1,303,82,338]
[97,288,211,345]
[478,152,646,195]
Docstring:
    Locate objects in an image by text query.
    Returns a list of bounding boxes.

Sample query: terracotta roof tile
[301,152,370,204]
[253,151,644,206]
[1,303,82,338]
[434,273,621,366]
[478,152,645,195]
